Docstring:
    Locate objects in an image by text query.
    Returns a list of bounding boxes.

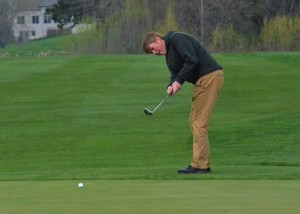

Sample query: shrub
[260,16,300,51]
[211,25,249,52]
[155,1,179,34]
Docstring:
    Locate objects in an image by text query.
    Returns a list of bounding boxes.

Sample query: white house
[12,0,72,42]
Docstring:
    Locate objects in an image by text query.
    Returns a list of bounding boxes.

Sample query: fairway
[1,180,299,214]
[0,53,299,180]
[0,52,300,213]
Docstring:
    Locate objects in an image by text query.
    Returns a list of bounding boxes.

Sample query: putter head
[144,108,153,116]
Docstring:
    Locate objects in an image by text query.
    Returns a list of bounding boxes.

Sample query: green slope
[0,53,299,180]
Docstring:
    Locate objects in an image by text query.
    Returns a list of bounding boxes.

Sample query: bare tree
[175,0,218,45]
[0,0,18,48]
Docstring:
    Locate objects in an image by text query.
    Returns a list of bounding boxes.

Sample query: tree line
[1,0,300,53]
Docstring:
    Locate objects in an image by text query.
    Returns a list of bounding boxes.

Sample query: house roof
[40,0,58,7]
[24,0,57,10]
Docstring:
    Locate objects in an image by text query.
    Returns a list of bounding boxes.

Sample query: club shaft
[152,94,170,113]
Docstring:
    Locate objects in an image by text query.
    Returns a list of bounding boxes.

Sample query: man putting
[142,31,224,174]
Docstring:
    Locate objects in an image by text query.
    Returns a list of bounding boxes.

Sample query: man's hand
[167,81,182,95]
[167,86,174,95]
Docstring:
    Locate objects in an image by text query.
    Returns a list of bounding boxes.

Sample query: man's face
[148,37,167,55]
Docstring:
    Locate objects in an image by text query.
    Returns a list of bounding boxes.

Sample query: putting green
[1,180,299,214]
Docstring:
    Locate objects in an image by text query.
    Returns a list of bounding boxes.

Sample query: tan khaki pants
[190,69,224,169]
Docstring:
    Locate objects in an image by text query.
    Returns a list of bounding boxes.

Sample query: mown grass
[1,180,299,214]
[0,52,299,181]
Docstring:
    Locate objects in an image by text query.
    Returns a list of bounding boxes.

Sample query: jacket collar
[163,31,176,51]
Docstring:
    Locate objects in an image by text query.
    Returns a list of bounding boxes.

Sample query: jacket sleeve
[167,71,177,87]
[171,34,199,84]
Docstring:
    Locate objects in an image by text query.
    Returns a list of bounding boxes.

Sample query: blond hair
[142,31,163,54]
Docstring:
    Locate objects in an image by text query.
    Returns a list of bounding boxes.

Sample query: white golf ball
[78,183,83,188]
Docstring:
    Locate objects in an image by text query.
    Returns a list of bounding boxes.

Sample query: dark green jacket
[164,31,222,85]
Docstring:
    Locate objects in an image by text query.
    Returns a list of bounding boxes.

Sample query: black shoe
[178,165,211,174]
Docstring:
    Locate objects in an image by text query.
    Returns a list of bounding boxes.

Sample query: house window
[32,16,39,24]
[17,16,25,24]
[44,13,52,24]
[32,31,36,36]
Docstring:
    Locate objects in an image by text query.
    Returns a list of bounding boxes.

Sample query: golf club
[144,94,170,116]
